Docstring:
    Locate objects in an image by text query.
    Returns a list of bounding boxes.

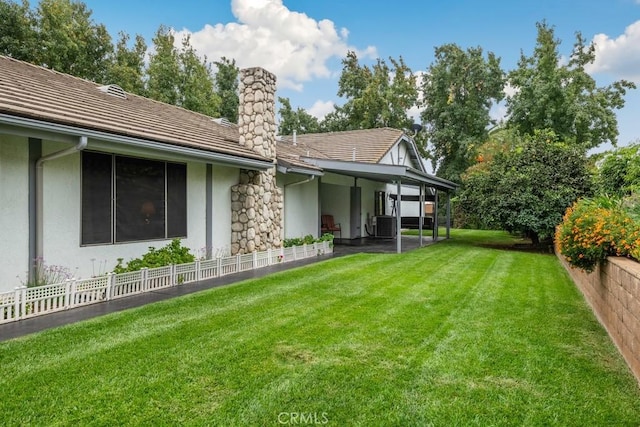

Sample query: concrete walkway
[0,235,440,342]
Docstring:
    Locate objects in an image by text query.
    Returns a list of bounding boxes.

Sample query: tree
[146,25,180,105]
[147,27,220,116]
[277,97,320,135]
[420,43,504,182]
[106,31,147,95]
[507,21,636,149]
[0,0,37,61]
[177,34,220,116]
[594,143,640,197]
[36,0,112,82]
[214,57,239,123]
[321,51,419,132]
[458,129,592,244]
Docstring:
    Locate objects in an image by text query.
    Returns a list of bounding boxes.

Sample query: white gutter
[35,136,88,260]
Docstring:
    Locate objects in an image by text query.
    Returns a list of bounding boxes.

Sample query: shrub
[113,239,196,273]
[283,233,334,248]
[555,196,640,272]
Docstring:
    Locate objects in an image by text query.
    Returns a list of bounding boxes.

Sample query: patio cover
[301,157,458,252]
[300,157,457,191]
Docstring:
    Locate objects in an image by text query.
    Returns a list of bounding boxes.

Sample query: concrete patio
[332,234,442,256]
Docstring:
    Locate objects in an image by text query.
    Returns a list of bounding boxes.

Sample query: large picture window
[81,152,187,245]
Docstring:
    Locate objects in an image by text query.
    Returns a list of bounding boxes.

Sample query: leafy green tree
[458,129,592,244]
[278,97,320,135]
[319,108,351,132]
[106,31,146,95]
[507,21,636,149]
[0,0,37,61]
[595,143,640,197]
[148,27,220,116]
[177,34,220,116]
[214,56,239,123]
[146,25,181,105]
[36,0,112,82]
[420,43,505,182]
[321,51,418,132]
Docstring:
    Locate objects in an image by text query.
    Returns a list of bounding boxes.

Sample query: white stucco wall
[319,179,351,238]
[39,143,211,280]
[319,173,390,239]
[0,135,29,291]
[211,164,238,256]
[278,173,319,238]
[380,139,415,168]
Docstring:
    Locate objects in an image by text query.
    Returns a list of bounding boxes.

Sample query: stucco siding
[320,181,351,238]
[379,140,418,168]
[279,173,319,238]
[40,146,211,280]
[0,135,29,291]
[211,165,238,256]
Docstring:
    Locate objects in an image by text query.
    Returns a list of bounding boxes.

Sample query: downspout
[284,175,315,188]
[35,136,88,261]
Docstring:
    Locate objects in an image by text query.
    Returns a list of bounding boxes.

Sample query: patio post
[433,189,439,241]
[396,181,402,254]
[418,184,424,247]
[446,192,451,239]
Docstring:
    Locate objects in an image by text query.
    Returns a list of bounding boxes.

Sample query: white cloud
[172,0,377,91]
[307,100,335,120]
[502,81,518,98]
[585,20,640,83]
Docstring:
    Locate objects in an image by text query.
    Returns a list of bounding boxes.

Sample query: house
[0,55,456,293]
[0,56,281,292]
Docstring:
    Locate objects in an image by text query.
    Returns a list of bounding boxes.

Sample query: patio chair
[321,214,341,239]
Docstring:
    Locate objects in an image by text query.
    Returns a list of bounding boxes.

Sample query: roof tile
[0,56,266,162]
[279,128,405,163]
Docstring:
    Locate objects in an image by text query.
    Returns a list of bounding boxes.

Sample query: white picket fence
[0,241,332,325]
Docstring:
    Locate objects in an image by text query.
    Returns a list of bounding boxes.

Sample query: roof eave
[276,161,324,176]
[301,156,457,190]
[0,113,274,170]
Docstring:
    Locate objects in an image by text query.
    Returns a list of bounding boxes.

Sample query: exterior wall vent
[212,117,233,127]
[97,84,127,99]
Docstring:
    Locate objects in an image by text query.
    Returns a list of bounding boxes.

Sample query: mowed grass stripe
[0,230,639,426]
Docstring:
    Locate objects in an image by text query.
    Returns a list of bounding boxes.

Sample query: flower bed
[0,241,333,325]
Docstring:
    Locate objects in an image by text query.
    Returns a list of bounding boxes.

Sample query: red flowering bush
[555,197,640,272]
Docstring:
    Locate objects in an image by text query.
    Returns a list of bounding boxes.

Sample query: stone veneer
[230,67,283,255]
[558,254,640,384]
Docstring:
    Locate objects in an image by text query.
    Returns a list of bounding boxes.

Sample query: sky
[79,0,640,149]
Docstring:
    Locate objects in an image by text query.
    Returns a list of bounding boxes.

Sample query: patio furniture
[321,214,342,239]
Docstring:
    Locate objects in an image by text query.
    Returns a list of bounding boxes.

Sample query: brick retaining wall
[557,254,640,383]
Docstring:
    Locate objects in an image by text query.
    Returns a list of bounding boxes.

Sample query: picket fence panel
[0,241,332,325]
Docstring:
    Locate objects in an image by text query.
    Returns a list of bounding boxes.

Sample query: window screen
[81,152,187,245]
[81,152,112,244]
[167,162,187,238]
[115,156,166,242]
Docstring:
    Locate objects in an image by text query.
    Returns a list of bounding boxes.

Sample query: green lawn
[1,230,639,426]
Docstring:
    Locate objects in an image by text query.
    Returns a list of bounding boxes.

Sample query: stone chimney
[230,68,283,254]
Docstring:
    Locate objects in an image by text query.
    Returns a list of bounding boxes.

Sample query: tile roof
[275,140,326,173]
[0,55,267,162]
[279,127,405,163]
